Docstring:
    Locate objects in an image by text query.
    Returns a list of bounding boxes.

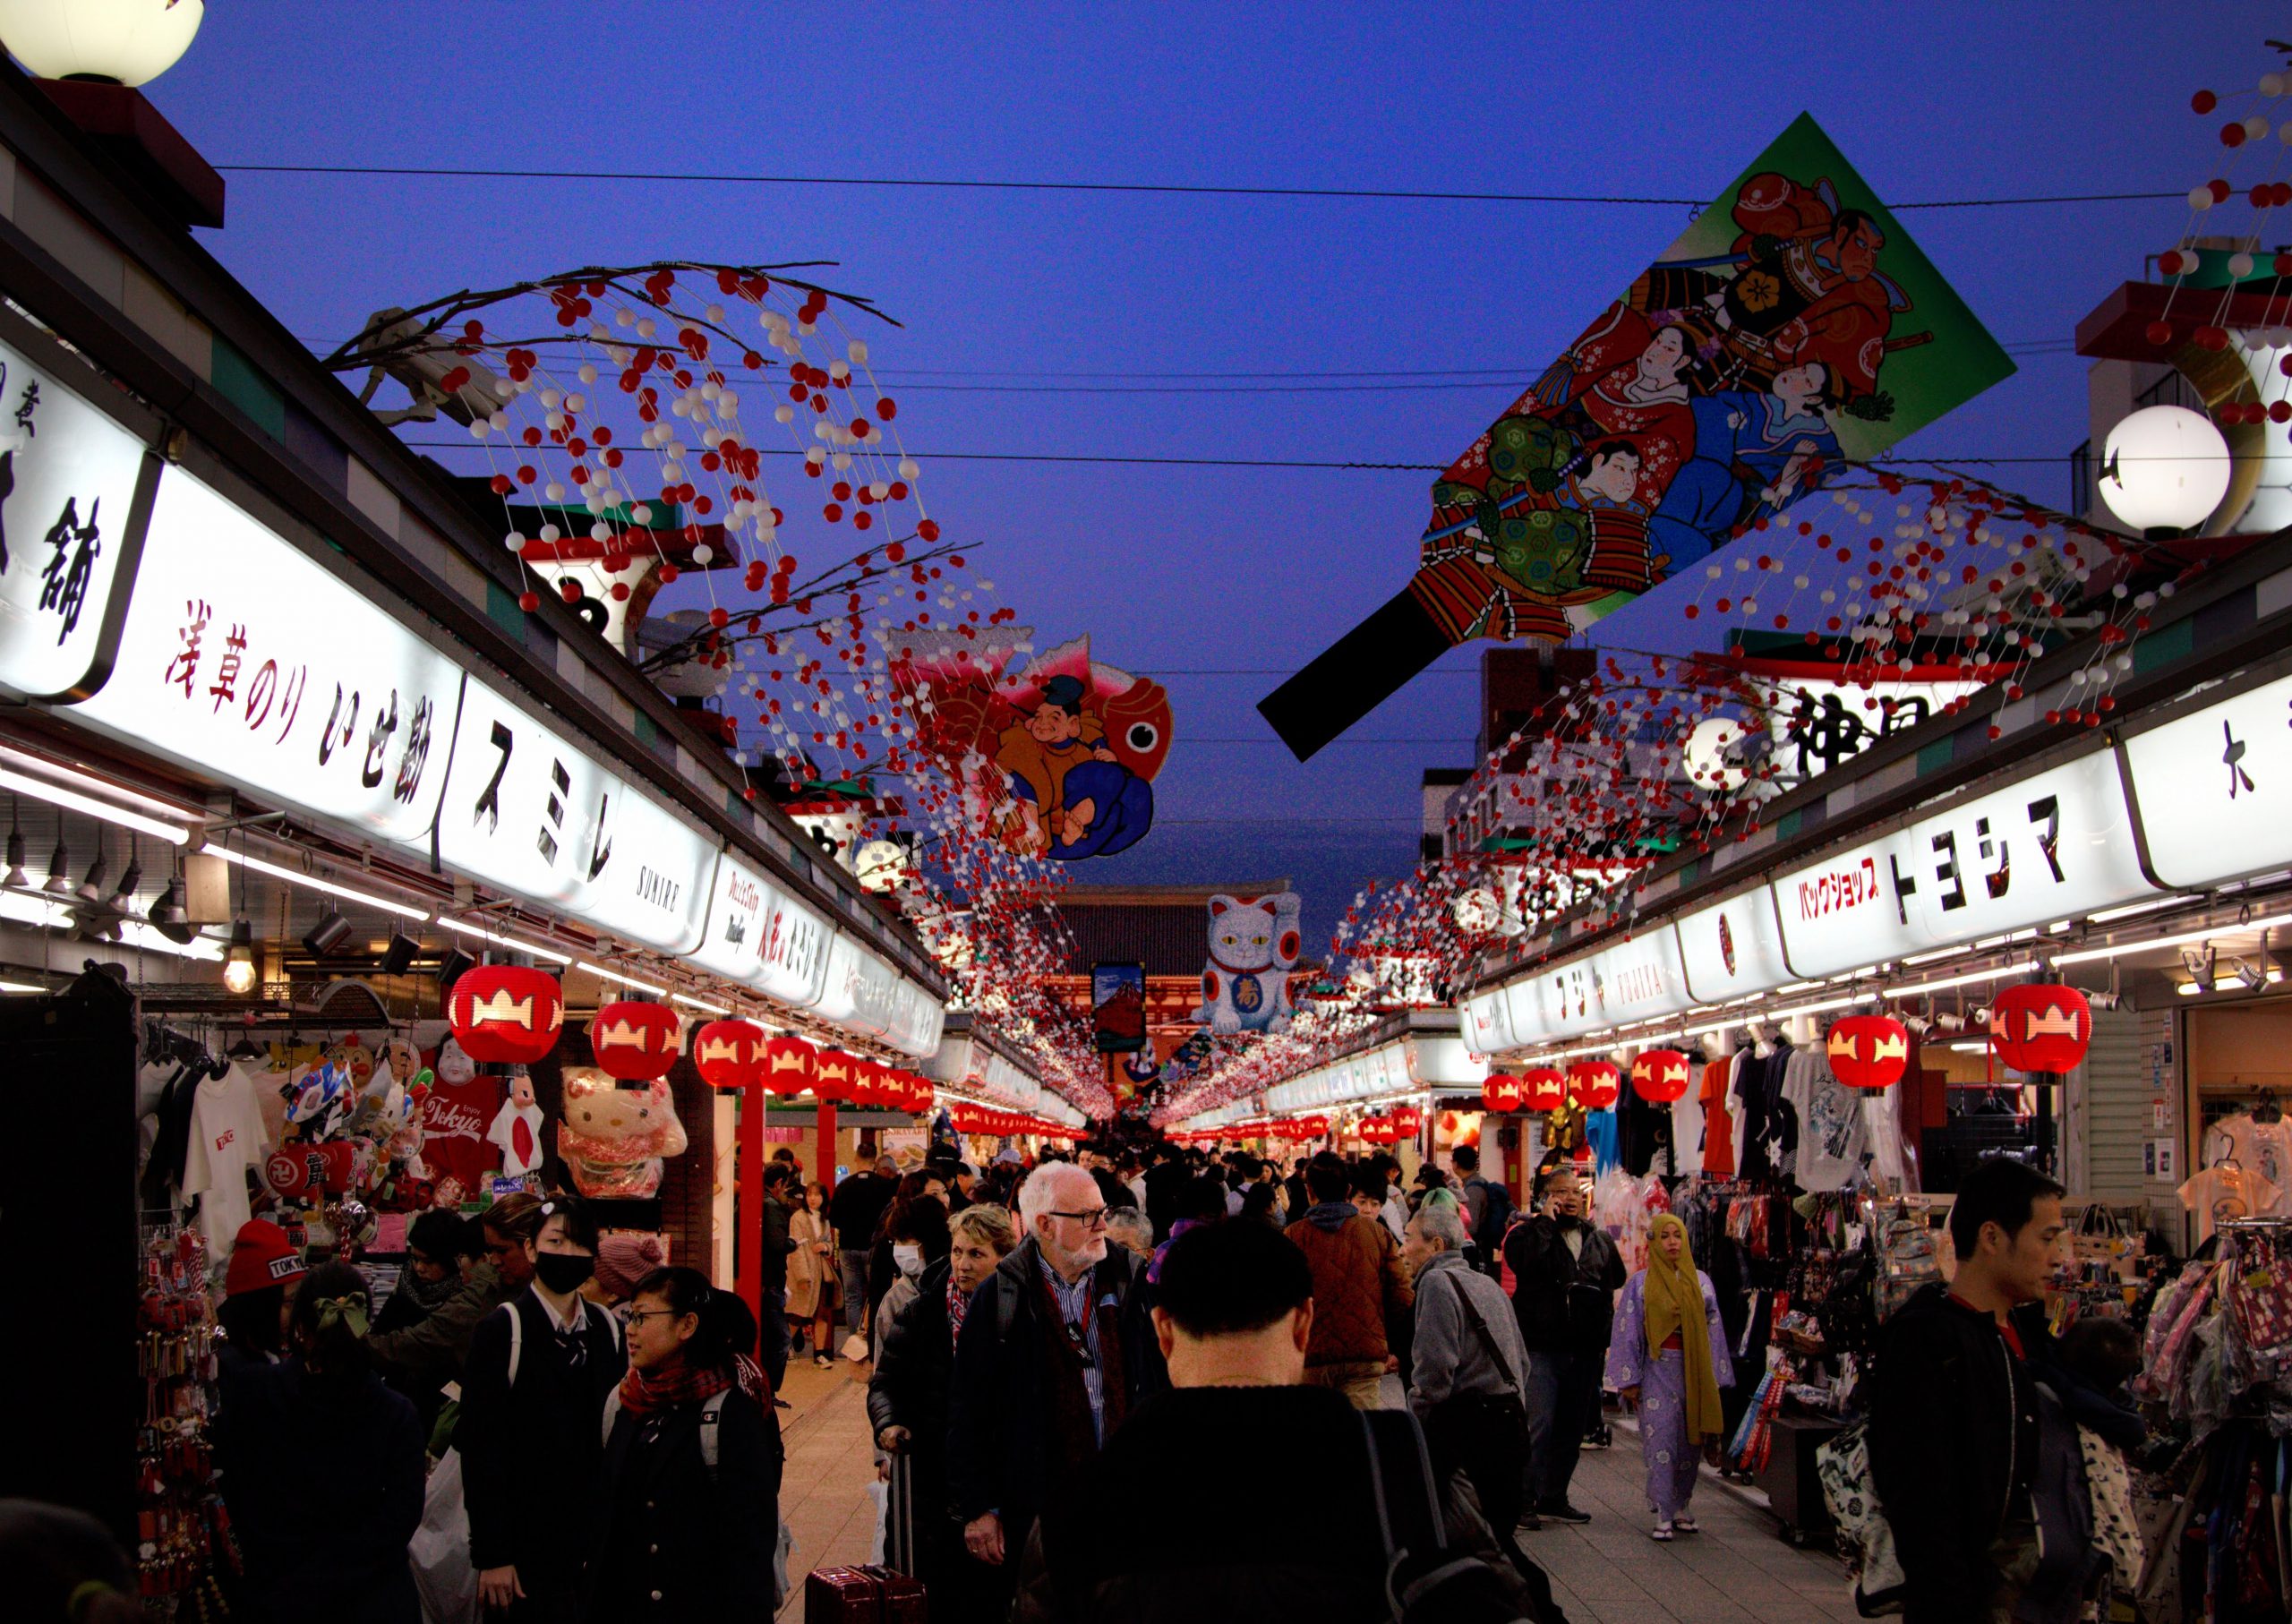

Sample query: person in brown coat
[1285,1157,1414,1408]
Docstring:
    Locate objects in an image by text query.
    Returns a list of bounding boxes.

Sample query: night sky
[146,2,2277,949]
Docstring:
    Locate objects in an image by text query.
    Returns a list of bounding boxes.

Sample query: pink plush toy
[555,1069,687,1199]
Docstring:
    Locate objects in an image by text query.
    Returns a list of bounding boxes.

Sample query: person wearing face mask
[868,1169,952,1326]
[588,1267,782,1620]
[1502,1171,1624,1526]
[870,1193,952,1364]
[457,1195,627,1621]
[870,1204,1019,1619]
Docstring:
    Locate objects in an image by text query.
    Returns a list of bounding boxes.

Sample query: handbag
[1815,1422,1906,1615]
[408,1448,479,1624]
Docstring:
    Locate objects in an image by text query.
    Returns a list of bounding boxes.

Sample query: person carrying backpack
[589,1267,783,1620]
[1010,1218,1560,1623]
[1455,1147,1514,1281]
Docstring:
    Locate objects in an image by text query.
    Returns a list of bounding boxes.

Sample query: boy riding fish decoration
[1259,112,2014,761]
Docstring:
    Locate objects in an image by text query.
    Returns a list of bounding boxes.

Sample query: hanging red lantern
[812,1049,857,1101]
[1520,1067,1568,1112]
[1390,1104,1424,1137]
[856,1056,895,1107]
[588,1000,681,1081]
[759,1033,817,1097]
[1989,984,2094,1073]
[1629,1048,1695,1105]
[447,965,565,1065]
[1568,1059,1621,1110]
[1826,1013,1912,1090]
[693,1019,768,1091]
[1482,1073,1525,1114]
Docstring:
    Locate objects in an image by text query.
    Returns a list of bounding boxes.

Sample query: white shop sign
[751,883,833,1009]
[2121,671,2292,889]
[431,678,714,953]
[73,468,463,842]
[1775,750,2156,976]
[1675,888,1792,1006]
[1528,927,1693,1045]
[1462,987,1514,1057]
[688,851,771,985]
[0,334,152,703]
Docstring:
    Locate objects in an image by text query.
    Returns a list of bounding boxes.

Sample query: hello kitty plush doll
[1191,892,1302,1035]
[556,1069,688,1199]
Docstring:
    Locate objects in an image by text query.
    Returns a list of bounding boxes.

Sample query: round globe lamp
[0,0,203,86]
[2098,404,2232,538]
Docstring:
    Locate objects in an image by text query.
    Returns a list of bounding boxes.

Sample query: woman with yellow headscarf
[1604,1211,1733,1540]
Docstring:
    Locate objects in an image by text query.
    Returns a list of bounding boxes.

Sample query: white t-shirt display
[2178,1162,2286,1243]
[1861,1090,1911,1189]
[183,1060,273,1261]
[1669,1071,1706,1182]
[1784,1049,1869,1190]
[2205,1115,2292,1213]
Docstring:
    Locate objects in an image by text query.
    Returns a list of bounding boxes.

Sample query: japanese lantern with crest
[1989,984,2094,1074]
[1629,1048,1694,1105]
[447,965,564,1065]
[1390,1104,1424,1138]
[587,1000,681,1082]
[812,1049,857,1102]
[1521,1067,1568,1113]
[1482,1073,1525,1114]
[1569,1059,1621,1110]
[693,1020,767,1091]
[759,1033,817,1098]
[1826,1014,1911,1090]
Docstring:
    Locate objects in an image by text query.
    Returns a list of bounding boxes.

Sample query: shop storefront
[0,61,1000,1603]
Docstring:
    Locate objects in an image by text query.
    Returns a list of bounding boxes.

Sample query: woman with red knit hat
[217,1218,304,1379]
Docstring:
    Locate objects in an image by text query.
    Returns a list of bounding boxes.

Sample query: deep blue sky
[145,2,2275,948]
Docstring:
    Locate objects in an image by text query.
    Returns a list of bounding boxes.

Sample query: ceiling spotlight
[2237,957,2269,992]
[3,797,23,889]
[107,852,141,912]
[302,907,353,958]
[147,875,192,945]
[435,944,475,991]
[222,919,257,996]
[380,928,421,976]
[73,848,107,905]
[42,837,72,895]
[2183,944,2218,996]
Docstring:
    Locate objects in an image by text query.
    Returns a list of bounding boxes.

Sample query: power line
[217,161,2184,211]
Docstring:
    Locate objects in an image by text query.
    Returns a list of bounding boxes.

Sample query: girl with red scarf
[588,1267,783,1621]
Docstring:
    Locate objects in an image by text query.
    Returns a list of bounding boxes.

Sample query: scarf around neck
[618,1350,734,1418]
[1642,1213,1724,1441]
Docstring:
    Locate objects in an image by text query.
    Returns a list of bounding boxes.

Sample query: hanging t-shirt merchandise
[182,1060,274,1264]
[1781,1048,1868,1191]
[2207,1113,2292,1215]
[2178,1161,2287,1244]
[418,1067,507,1196]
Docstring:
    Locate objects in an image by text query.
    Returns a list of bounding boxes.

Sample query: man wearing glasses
[948,1161,1162,1614]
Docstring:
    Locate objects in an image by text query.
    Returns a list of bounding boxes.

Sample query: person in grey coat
[1407,1201,1536,1548]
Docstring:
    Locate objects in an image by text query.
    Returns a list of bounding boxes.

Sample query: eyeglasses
[626,1308,685,1327]
[1046,1207,1111,1229]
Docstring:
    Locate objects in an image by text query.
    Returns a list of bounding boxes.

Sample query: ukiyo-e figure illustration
[1262,113,2014,761]
[894,630,1172,862]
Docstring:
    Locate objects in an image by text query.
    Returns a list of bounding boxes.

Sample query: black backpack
[1357,1409,1549,1623]
[1468,1177,1515,1261]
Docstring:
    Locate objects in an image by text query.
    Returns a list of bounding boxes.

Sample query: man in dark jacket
[1009,1214,1556,1623]
[1869,1156,2066,1623]
[369,1211,512,1429]
[1501,1168,1623,1525]
[946,1162,1162,1612]
[1142,1144,1190,1242]
[830,1158,897,1336]
[757,1161,798,1392]
[1454,1145,1513,1279]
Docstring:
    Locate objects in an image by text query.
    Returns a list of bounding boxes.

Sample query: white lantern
[0,0,203,87]
[2098,404,2231,535]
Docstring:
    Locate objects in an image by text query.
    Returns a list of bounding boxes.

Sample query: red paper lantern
[1569,1060,1621,1110]
[1826,1014,1911,1090]
[1629,1048,1695,1105]
[1521,1067,1568,1112]
[759,1034,817,1097]
[853,1056,893,1107]
[1989,984,2094,1073]
[812,1049,857,1101]
[588,1000,681,1081]
[1390,1104,1424,1137]
[693,1019,768,1091]
[264,1145,313,1199]
[1482,1073,1525,1114]
[447,965,565,1065]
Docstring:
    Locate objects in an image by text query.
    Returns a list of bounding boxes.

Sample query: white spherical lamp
[2098,404,2232,536]
[0,0,203,88]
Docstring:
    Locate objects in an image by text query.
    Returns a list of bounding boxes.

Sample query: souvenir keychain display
[136,1222,237,1619]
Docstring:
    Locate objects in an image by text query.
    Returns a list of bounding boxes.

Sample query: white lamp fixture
[2098,404,2233,537]
[0,0,203,88]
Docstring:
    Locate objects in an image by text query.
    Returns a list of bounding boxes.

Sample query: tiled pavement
[769,1356,1863,1624]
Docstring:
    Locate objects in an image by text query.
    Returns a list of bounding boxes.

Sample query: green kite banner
[1260,113,2014,761]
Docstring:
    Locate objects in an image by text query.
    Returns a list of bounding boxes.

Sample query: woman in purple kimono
[1604,1211,1732,1540]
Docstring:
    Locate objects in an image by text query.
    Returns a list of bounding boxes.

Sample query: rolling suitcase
[883,1449,918,1577]
[804,1563,927,1620]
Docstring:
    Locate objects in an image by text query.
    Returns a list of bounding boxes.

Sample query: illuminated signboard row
[1264,1032,1489,1113]
[0,338,940,1054]
[1466,670,2292,1057]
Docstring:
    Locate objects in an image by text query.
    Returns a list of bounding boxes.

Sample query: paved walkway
[768,1358,1861,1624]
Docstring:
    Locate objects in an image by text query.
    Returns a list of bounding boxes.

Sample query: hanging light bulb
[222,919,257,996]
[148,874,192,944]
[2,795,22,889]
[75,848,107,904]
[42,836,73,895]
[107,839,141,912]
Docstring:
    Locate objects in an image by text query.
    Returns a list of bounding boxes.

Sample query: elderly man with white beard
[946,1160,1165,1616]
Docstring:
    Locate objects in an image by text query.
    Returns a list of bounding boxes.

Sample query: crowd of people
[30,1133,2148,1624]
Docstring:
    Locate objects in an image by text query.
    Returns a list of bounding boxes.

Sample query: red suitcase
[804,1563,928,1620]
